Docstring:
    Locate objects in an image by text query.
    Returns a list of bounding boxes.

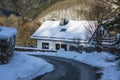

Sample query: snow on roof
[0,26,17,40]
[31,20,97,42]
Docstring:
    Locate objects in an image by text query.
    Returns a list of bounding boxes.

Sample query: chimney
[59,19,69,26]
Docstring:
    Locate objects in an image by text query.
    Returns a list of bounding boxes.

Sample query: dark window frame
[55,44,60,50]
[100,30,104,35]
[42,42,49,49]
[61,44,67,51]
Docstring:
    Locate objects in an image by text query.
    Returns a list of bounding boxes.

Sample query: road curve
[33,55,97,80]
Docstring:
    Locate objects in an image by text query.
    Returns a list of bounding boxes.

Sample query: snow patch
[0,52,53,80]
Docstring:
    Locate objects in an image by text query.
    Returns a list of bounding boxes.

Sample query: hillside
[0,0,65,18]
[0,0,119,46]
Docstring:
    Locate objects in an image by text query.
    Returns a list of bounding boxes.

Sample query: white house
[30,20,110,51]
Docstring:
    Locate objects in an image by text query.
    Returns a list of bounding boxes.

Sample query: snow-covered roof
[31,20,97,42]
[0,26,17,41]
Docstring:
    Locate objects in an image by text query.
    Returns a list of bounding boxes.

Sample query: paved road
[33,56,97,80]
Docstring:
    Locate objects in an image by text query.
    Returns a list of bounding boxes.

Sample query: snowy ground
[25,50,119,80]
[0,50,119,80]
[0,52,53,80]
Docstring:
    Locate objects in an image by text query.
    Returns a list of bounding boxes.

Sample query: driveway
[33,55,97,80]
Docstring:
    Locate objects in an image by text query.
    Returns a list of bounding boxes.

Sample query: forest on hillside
[0,0,119,46]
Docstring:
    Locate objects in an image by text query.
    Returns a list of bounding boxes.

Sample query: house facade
[31,20,110,51]
[89,25,111,47]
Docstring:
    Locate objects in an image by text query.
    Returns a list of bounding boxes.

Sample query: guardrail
[15,46,57,52]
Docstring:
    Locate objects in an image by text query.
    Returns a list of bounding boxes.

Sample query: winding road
[33,56,97,80]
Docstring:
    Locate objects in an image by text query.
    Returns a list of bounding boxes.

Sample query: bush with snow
[0,26,17,64]
[0,26,17,41]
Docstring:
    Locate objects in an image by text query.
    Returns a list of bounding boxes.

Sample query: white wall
[37,40,41,49]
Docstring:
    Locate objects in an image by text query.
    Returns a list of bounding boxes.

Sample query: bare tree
[84,21,104,51]
[84,21,98,39]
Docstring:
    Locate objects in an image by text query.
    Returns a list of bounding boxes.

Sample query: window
[60,28,67,32]
[42,42,49,49]
[56,44,60,50]
[102,30,104,34]
[100,30,104,35]
[61,44,67,51]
